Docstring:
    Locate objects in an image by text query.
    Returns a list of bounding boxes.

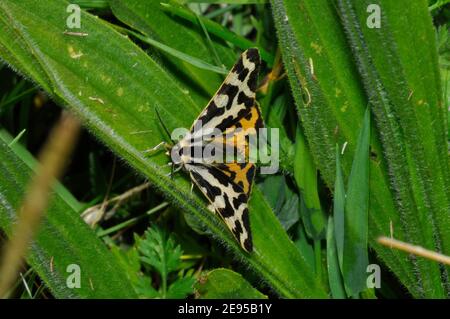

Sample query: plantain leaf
[271,0,450,297]
[337,0,450,298]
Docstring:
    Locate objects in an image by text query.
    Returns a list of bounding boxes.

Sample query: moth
[152,48,263,252]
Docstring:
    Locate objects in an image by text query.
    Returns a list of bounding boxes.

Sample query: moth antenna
[154,106,173,143]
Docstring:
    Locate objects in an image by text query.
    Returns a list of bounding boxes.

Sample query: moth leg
[168,164,182,179]
[143,141,167,156]
[190,182,194,194]
[170,162,174,179]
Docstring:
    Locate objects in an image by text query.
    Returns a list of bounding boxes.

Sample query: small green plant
[134,227,195,299]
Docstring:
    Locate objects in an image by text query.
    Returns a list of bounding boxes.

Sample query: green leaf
[342,107,370,297]
[293,223,315,272]
[110,245,141,286]
[119,26,228,75]
[262,92,295,174]
[294,127,326,239]
[333,145,346,271]
[135,276,160,299]
[0,0,327,298]
[326,217,346,299]
[258,175,299,231]
[138,227,183,276]
[337,0,450,297]
[183,0,267,4]
[137,227,194,298]
[271,0,450,297]
[167,276,196,299]
[159,2,274,66]
[0,132,137,298]
[110,0,235,97]
[195,268,267,299]
[68,0,109,10]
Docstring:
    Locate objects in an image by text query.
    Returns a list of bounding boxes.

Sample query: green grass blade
[294,127,326,239]
[326,216,346,299]
[333,145,346,271]
[195,268,267,299]
[342,107,370,297]
[110,0,235,98]
[0,129,81,212]
[160,2,274,66]
[0,132,137,298]
[115,25,227,75]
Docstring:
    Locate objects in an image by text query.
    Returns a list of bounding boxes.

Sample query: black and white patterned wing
[190,48,261,136]
[185,163,253,252]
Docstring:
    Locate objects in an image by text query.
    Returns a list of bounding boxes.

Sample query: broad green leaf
[0,0,327,298]
[195,268,267,299]
[343,107,370,297]
[0,132,137,298]
[337,0,450,298]
[271,0,450,297]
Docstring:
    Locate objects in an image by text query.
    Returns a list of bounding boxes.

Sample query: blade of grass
[342,107,370,297]
[204,4,240,19]
[97,202,169,237]
[0,129,137,298]
[334,144,346,271]
[294,127,326,240]
[160,2,274,66]
[0,113,80,297]
[114,25,227,75]
[327,216,347,299]
[337,0,450,297]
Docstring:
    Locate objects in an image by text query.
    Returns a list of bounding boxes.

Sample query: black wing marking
[186,163,253,252]
[190,48,261,135]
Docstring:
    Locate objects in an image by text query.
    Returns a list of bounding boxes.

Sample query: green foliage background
[0,0,449,299]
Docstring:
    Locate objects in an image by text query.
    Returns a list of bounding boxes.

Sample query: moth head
[171,141,194,165]
[170,143,183,165]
